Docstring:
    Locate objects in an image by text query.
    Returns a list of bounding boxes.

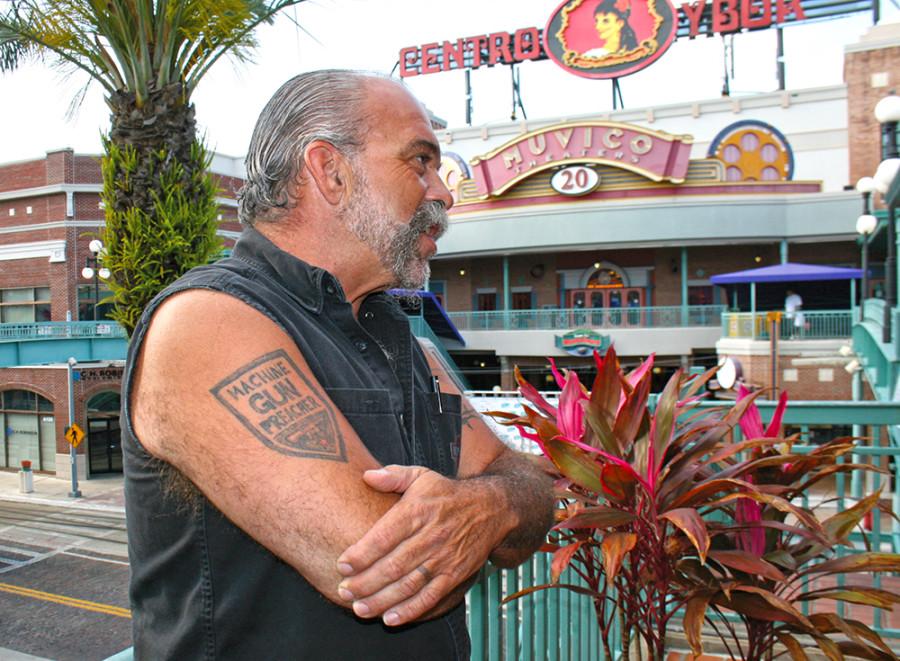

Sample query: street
[0,501,131,661]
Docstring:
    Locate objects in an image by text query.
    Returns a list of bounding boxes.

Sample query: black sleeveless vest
[122,228,468,660]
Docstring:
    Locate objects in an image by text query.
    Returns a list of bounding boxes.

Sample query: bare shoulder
[131,289,359,472]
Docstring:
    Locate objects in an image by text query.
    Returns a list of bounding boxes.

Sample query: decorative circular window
[707,120,794,182]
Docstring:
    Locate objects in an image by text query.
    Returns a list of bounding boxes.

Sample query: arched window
[0,390,55,471]
[586,267,624,289]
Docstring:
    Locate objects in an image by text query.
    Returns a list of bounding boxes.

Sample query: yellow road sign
[65,423,85,448]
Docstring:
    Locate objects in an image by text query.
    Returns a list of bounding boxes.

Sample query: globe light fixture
[81,239,108,321]
[856,214,877,235]
[874,93,900,342]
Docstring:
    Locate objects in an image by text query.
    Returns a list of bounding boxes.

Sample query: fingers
[338,469,441,577]
[362,464,428,494]
[344,563,446,626]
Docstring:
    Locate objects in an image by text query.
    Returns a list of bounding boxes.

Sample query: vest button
[325,284,336,295]
[363,311,374,320]
[356,341,367,352]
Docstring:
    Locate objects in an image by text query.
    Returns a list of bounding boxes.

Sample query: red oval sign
[544,0,677,79]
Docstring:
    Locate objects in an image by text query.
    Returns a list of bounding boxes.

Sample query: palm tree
[0,0,306,334]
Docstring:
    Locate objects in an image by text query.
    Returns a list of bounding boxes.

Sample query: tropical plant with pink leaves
[489,346,900,661]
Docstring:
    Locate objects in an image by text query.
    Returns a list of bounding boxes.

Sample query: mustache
[409,201,448,239]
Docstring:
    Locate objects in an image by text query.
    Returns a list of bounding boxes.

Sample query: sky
[0,0,893,162]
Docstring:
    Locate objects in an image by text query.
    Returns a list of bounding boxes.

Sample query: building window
[688,285,714,306]
[587,268,624,289]
[0,389,56,471]
[0,287,51,323]
[512,292,533,310]
[477,292,497,311]
[78,285,114,321]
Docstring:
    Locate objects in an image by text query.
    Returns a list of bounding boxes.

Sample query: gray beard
[341,174,448,290]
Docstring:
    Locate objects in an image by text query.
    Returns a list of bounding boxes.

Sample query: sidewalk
[0,469,124,513]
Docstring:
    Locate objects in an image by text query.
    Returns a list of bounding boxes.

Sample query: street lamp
[80,239,110,321]
[873,93,900,343]
[856,177,878,322]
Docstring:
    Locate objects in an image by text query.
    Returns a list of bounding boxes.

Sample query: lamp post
[856,176,878,322]
[80,239,110,321]
[873,94,900,344]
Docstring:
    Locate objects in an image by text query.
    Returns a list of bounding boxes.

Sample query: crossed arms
[130,290,555,626]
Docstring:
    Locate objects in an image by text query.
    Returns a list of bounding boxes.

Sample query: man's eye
[416,154,432,167]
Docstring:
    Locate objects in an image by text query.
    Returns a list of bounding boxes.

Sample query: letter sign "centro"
[551,166,600,196]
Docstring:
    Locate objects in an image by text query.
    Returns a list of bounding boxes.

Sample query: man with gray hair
[122,70,554,659]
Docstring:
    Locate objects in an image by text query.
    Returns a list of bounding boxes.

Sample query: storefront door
[567,288,644,327]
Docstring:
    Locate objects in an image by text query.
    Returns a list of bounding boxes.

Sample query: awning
[710,262,862,285]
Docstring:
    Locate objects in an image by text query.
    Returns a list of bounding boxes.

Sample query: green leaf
[660,508,710,562]
[600,532,636,584]
[708,550,786,582]
[543,438,606,494]
[584,406,620,455]
[555,506,635,531]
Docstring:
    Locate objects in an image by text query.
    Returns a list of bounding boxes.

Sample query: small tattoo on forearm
[211,350,346,462]
[461,408,482,431]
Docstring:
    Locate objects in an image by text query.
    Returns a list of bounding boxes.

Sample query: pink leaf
[765,390,789,438]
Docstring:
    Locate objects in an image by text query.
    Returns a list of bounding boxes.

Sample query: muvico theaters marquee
[398,0,866,82]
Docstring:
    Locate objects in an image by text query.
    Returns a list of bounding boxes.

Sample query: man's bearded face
[341,167,448,290]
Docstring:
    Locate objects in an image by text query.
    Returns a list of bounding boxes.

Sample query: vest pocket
[323,388,409,466]
[413,389,462,478]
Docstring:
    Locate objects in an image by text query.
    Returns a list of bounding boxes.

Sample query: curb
[0,493,125,515]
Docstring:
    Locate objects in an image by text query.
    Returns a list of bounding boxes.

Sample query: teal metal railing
[449,305,725,331]
[466,398,900,659]
[721,309,853,340]
[0,321,127,341]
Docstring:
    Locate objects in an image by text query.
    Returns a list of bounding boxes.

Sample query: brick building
[0,149,244,477]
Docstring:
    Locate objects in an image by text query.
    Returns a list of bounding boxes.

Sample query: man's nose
[429,172,454,211]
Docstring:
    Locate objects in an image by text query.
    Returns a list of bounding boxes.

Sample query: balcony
[0,321,128,367]
[721,309,854,340]
[448,305,726,331]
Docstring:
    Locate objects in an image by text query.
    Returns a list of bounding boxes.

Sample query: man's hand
[336,464,511,627]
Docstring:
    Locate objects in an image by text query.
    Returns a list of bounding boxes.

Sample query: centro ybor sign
[399,0,808,80]
[470,121,692,197]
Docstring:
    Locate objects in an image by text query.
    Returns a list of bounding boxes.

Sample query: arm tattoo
[210,350,347,462]
[460,402,483,431]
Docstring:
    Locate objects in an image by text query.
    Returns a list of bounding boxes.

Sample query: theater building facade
[0,23,897,477]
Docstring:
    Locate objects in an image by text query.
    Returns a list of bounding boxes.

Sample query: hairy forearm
[467,450,555,568]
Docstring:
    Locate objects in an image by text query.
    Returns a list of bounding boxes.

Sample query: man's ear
[303,140,351,206]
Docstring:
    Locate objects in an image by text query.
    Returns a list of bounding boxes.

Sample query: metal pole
[776,28,786,91]
[884,200,896,344]
[680,247,688,326]
[780,239,788,264]
[92,269,99,321]
[66,357,82,498]
[465,70,473,126]
[861,236,869,323]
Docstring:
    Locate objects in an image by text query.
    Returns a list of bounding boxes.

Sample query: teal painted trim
[722,309,853,340]
[470,569,486,660]
[780,239,788,263]
[503,256,511,312]
[750,282,757,340]
[680,247,688,327]
[449,305,725,331]
[489,569,502,660]
[505,568,518,661]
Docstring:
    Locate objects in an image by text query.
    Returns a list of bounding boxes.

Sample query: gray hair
[238,70,389,226]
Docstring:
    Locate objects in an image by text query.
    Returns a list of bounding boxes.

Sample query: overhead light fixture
[844,359,861,374]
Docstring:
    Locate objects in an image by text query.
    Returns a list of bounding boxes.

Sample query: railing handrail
[0,320,127,342]
[449,303,725,317]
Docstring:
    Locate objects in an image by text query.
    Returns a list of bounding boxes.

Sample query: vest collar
[233,226,346,314]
